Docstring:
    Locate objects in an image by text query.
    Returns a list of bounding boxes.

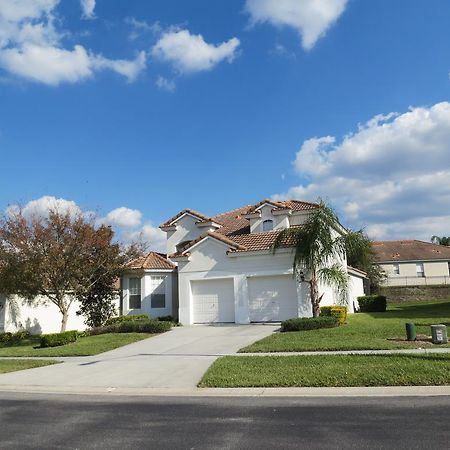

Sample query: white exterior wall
[166,214,205,255]
[348,274,365,312]
[380,261,450,286]
[1,294,119,334]
[122,271,176,318]
[176,237,355,325]
[249,205,290,233]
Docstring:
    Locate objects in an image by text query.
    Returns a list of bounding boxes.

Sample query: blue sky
[1,0,450,250]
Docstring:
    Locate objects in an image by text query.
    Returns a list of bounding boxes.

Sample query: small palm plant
[273,201,349,317]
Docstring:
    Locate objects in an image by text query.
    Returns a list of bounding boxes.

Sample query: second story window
[262,219,274,232]
[393,263,400,275]
[129,277,142,309]
[416,263,425,278]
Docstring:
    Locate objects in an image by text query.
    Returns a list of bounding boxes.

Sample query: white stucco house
[373,240,450,287]
[122,199,366,325]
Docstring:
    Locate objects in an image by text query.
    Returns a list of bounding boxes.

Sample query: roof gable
[127,252,176,270]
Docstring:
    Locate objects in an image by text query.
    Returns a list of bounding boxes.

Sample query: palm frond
[318,264,349,305]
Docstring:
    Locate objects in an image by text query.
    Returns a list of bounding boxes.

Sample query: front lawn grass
[0,359,58,374]
[200,354,450,387]
[0,333,154,357]
[241,300,450,353]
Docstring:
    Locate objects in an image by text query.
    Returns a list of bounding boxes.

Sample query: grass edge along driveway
[0,359,59,374]
[240,300,450,353]
[199,354,450,388]
[0,333,155,357]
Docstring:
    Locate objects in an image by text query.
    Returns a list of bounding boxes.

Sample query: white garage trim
[248,275,298,322]
[191,278,235,323]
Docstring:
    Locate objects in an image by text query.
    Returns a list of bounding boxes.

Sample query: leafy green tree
[431,236,450,246]
[343,229,386,291]
[0,208,142,332]
[273,201,349,317]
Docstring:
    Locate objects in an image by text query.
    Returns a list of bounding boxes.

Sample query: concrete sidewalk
[0,324,277,390]
[236,347,450,356]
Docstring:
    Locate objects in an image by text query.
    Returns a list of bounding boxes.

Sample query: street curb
[0,384,449,398]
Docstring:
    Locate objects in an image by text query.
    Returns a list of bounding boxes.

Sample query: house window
[448,262,450,276]
[129,277,141,309]
[393,263,400,275]
[151,276,166,309]
[262,219,274,232]
[416,263,425,278]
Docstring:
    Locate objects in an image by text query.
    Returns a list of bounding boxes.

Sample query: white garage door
[248,275,298,322]
[192,279,235,323]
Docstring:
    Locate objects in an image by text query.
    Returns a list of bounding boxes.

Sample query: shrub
[281,316,339,332]
[357,295,387,312]
[0,330,31,345]
[88,319,172,336]
[40,330,78,348]
[104,314,150,326]
[320,306,348,325]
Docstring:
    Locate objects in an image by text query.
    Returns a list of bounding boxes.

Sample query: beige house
[373,240,450,286]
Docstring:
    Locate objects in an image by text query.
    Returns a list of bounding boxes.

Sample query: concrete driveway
[0,325,277,392]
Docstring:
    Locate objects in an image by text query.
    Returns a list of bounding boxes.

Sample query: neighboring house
[373,240,450,287]
[123,199,366,325]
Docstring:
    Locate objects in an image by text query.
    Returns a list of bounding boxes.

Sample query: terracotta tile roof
[229,230,298,253]
[372,240,450,262]
[160,208,212,229]
[246,199,319,215]
[161,199,318,257]
[169,232,246,258]
[212,205,254,236]
[127,252,176,270]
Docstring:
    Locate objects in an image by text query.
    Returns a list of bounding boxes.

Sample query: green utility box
[405,322,416,341]
[431,325,448,344]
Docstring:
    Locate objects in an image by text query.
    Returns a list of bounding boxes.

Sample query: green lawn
[0,359,58,374]
[0,333,154,357]
[241,300,450,353]
[200,354,450,388]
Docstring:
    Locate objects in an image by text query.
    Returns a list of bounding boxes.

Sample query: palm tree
[273,201,348,317]
[431,236,450,246]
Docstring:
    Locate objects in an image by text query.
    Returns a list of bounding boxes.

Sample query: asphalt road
[0,393,449,449]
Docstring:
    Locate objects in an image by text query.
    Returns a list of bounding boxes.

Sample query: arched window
[262,219,274,232]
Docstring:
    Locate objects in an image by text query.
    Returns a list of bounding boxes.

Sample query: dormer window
[262,219,274,232]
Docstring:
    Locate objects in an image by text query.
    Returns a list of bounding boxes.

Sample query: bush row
[104,314,149,326]
[281,316,339,332]
[357,295,387,312]
[40,330,78,348]
[88,319,172,336]
[0,330,31,345]
[319,306,348,325]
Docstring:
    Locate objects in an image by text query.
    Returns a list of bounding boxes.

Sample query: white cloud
[0,44,93,85]
[0,0,146,85]
[125,17,161,41]
[245,0,348,50]
[102,207,142,229]
[4,196,165,249]
[6,195,81,219]
[152,29,240,73]
[124,224,166,253]
[274,102,450,241]
[93,51,147,83]
[80,0,95,19]
[156,75,176,92]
